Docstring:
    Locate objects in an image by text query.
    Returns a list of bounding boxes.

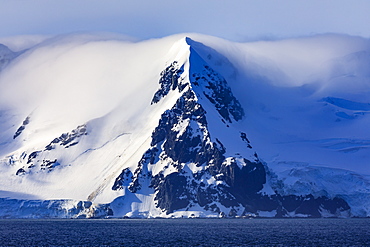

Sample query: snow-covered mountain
[0,33,369,218]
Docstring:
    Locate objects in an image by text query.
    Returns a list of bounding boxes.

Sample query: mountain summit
[0,34,369,218]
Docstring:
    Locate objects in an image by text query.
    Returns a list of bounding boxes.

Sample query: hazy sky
[0,0,369,41]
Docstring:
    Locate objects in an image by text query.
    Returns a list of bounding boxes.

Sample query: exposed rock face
[15,124,87,174]
[190,64,244,123]
[45,124,87,150]
[13,116,30,139]
[151,89,211,165]
[112,168,133,191]
[154,172,189,213]
[151,61,186,104]
[112,40,351,217]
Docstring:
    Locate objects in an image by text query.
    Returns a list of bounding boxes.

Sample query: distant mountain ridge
[0,44,18,71]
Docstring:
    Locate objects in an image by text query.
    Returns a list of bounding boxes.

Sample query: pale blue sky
[0,0,369,41]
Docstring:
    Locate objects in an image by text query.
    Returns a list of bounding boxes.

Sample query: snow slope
[0,33,369,217]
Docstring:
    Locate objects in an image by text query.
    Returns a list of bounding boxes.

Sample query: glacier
[0,33,369,218]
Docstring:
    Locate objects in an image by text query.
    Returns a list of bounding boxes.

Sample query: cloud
[0,35,51,52]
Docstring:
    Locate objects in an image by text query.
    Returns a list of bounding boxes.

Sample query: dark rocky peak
[114,80,265,214]
[112,41,256,214]
[152,38,244,124]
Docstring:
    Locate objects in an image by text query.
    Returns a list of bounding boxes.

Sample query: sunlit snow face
[0,34,171,125]
[0,40,126,121]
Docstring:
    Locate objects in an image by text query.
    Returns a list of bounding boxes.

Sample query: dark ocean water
[0,218,369,246]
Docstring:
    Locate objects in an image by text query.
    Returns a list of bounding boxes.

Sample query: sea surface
[0,218,369,246]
